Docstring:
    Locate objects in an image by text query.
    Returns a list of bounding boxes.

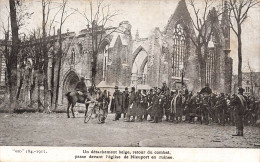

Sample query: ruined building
[0,0,232,105]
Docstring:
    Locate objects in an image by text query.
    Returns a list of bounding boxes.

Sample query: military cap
[115,86,119,89]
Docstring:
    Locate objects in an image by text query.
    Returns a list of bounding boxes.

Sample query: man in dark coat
[112,86,123,121]
[122,87,129,119]
[200,93,211,125]
[125,87,138,122]
[147,89,154,121]
[215,93,228,126]
[150,89,160,123]
[169,90,176,122]
[161,81,168,94]
[157,88,165,122]
[96,89,110,124]
[142,90,148,120]
[164,89,172,122]
[136,89,144,121]
[75,77,88,98]
[210,93,218,123]
[171,90,183,123]
[231,87,247,136]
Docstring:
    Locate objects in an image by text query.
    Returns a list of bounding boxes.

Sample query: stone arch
[131,46,148,85]
[62,70,80,103]
[139,57,148,74]
[132,45,148,65]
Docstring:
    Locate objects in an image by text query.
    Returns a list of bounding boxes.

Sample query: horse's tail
[65,92,73,104]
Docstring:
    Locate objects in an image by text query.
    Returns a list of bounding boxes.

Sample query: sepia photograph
[0,0,259,159]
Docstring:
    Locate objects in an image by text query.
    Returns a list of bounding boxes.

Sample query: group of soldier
[74,77,259,136]
[109,83,259,136]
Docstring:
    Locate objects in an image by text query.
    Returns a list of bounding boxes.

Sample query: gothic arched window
[70,48,75,64]
[172,24,186,77]
[206,34,217,89]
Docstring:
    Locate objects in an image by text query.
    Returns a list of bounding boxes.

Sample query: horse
[65,89,95,118]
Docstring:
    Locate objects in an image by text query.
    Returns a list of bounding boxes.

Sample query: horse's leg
[71,102,76,118]
[85,103,89,117]
[67,102,71,118]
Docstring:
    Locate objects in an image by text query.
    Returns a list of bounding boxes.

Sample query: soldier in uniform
[136,89,145,122]
[161,81,168,94]
[200,93,211,125]
[150,89,160,123]
[188,93,197,123]
[122,87,129,119]
[169,90,177,122]
[158,88,165,122]
[210,93,218,123]
[125,87,138,122]
[171,90,183,123]
[96,89,110,124]
[164,89,172,121]
[75,77,88,99]
[231,87,247,136]
[147,89,154,121]
[141,90,149,120]
[112,86,123,121]
[215,93,228,126]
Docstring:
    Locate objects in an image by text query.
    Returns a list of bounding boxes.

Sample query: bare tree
[8,0,19,112]
[1,0,33,110]
[228,0,258,87]
[41,0,64,112]
[55,0,75,110]
[41,0,51,112]
[188,0,222,87]
[75,0,120,88]
[32,28,46,111]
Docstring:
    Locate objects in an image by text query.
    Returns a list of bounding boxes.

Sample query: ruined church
[0,0,233,105]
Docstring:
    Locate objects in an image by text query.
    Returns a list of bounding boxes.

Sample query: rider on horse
[75,77,88,99]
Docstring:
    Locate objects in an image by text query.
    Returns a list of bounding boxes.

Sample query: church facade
[59,0,232,104]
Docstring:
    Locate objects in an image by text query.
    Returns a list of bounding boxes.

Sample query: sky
[0,0,259,74]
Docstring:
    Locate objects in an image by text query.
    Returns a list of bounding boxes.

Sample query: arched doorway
[131,47,148,86]
[62,71,80,104]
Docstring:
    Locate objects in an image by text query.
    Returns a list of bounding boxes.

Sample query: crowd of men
[109,83,259,136]
[74,78,259,136]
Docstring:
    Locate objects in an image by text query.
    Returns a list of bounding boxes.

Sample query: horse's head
[88,86,99,95]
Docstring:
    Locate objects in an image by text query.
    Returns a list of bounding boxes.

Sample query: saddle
[76,91,87,103]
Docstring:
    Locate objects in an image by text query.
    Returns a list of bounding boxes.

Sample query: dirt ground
[0,112,259,147]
